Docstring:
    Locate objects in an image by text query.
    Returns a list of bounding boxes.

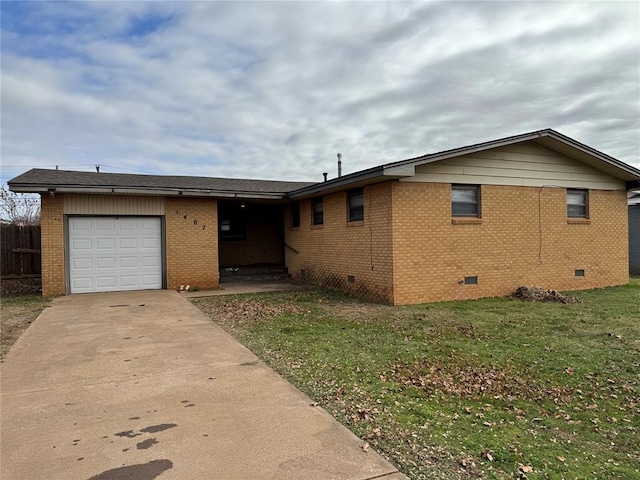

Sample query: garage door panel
[141,237,159,249]
[119,218,138,230]
[119,275,139,287]
[96,238,116,250]
[96,218,116,230]
[72,277,93,290]
[72,238,93,250]
[119,238,138,249]
[69,217,162,294]
[71,218,93,230]
[118,256,138,268]
[142,274,161,286]
[97,277,117,288]
[140,219,159,229]
[142,256,159,267]
[97,257,116,269]
[71,258,93,270]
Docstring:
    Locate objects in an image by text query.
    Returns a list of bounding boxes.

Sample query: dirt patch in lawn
[1,277,42,297]
[1,295,49,360]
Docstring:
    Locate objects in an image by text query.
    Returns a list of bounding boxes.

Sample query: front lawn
[0,294,49,360]
[193,280,639,479]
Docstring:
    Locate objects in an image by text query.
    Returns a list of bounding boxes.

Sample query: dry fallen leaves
[196,298,304,322]
[517,463,534,479]
[513,285,579,304]
[388,359,574,404]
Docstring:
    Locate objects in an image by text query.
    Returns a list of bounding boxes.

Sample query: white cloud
[1,0,638,186]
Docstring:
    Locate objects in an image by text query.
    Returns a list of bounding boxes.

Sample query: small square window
[567,189,588,218]
[347,275,355,284]
[291,202,300,228]
[452,185,480,217]
[348,188,364,222]
[575,269,585,277]
[464,276,478,285]
[312,197,323,225]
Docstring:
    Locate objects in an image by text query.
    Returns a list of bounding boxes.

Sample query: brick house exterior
[9,129,640,304]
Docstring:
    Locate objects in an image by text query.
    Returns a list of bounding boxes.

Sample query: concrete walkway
[182,279,315,298]
[0,290,406,480]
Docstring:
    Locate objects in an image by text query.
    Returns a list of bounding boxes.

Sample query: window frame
[567,189,588,218]
[291,201,300,228]
[219,218,247,241]
[218,202,247,241]
[347,188,364,222]
[312,197,324,226]
[451,184,480,218]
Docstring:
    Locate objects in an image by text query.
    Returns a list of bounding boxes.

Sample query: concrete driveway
[0,290,406,480]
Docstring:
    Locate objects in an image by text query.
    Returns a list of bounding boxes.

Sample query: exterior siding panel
[409,142,626,191]
[64,195,165,215]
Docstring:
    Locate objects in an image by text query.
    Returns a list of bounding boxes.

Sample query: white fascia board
[11,186,286,200]
[382,165,415,177]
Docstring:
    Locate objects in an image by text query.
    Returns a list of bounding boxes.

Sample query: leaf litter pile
[385,357,574,404]
[512,285,579,304]
[193,284,640,480]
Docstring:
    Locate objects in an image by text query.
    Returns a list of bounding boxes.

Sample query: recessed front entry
[68,216,162,293]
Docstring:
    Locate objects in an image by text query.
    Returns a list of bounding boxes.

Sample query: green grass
[193,280,640,479]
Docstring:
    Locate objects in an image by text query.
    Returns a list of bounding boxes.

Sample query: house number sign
[175,209,207,230]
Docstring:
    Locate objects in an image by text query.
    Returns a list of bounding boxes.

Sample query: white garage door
[68,217,162,294]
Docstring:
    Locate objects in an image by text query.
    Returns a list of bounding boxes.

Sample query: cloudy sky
[1,1,639,186]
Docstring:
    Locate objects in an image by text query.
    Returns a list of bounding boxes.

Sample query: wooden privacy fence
[1,224,41,276]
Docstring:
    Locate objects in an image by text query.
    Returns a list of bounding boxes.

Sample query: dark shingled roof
[9,169,316,196]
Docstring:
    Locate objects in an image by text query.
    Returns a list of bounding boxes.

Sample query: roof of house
[8,169,315,200]
[288,129,640,197]
[9,129,640,199]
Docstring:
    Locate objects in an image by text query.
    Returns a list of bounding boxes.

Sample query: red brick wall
[165,198,218,291]
[40,193,65,296]
[284,182,394,302]
[391,182,628,304]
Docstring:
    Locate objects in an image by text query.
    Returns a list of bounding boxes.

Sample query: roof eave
[382,129,640,182]
[9,184,289,200]
[287,166,407,199]
[538,131,640,181]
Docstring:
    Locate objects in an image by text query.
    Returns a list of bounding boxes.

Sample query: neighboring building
[629,191,640,276]
[9,129,640,304]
